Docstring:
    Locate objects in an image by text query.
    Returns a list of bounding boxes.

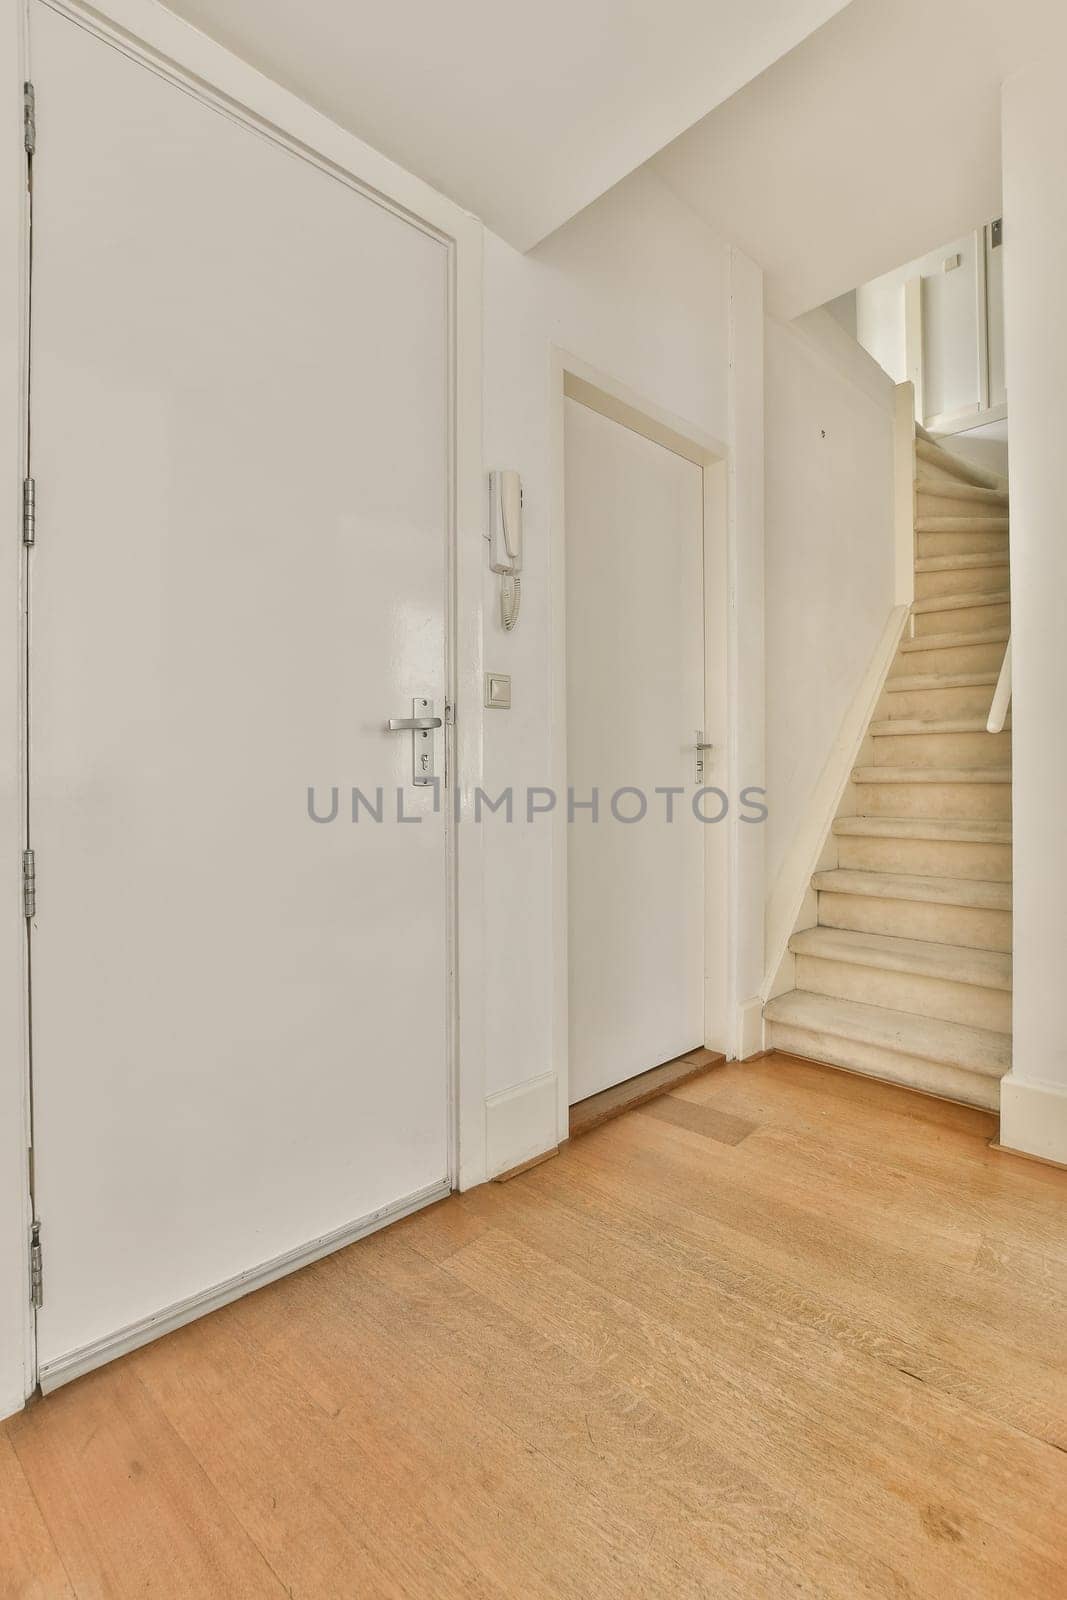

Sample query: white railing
[988,635,1012,733]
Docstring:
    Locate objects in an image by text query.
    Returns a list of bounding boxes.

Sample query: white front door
[565,398,706,1104]
[27,3,452,1378]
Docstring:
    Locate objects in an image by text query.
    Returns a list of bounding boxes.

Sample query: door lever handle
[388,698,441,787]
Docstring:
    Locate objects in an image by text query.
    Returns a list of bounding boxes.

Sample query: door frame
[548,348,733,1138]
[1,0,487,1409]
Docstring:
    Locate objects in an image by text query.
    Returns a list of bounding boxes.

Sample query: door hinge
[22,849,35,919]
[29,1222,42,1310]
[22,478,35,546]
[24,83,35,156]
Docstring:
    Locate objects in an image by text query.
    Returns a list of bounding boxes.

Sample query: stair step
[915,515,1009,535]
[899,626,1009,654]
[764,990,1010,1079]
[914,553,1009,574]
[812,867,1011,911]
[789,926,1012,992]
[916,437,1005,491]
[884,671,998,693]
[911,589,1010,616]
[869,715,1009,738]
[916,482,1008,509]
[917,529,1009,559]
[832,815,1011,844]
[852,765,1010,784]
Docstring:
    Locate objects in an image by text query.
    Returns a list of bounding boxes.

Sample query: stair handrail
[988,635,1012,733]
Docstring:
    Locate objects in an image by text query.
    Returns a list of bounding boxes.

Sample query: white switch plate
[485,672,512,709]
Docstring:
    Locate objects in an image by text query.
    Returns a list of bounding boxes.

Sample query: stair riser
[877,683,997,720]
[917,528,1008,557]
[818,891,1012,952]
[853,780,1011,820]
[873,728,1011,768]
[913,602,1010,637]
[915,514,1010,535]
[893,641,1007,676]
[916,493,1008,520]
[763,1024,1000,1109]
[917,457,990,493]
[793,955,1012,1032]
[916,446,1002,492]
[837,835,1012,882]
[915,567,1009,600]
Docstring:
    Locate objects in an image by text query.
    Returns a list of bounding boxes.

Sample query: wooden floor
[4,1053,1067,1599]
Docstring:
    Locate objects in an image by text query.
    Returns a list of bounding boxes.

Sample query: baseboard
[37,1177,450,1395]
[0,1386,26,1423]
[762,603,909,1001]
[988,1141,1067,1174]
[484,1072,558,1179]
[736,996,765,1061]
[997,1073,1067,1168]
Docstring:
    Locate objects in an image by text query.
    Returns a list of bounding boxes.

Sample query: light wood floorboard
[4,1052,1066,1597]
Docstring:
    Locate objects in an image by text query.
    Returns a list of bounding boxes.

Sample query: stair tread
[853,765,1011,783]
[911,589,1010,614]
[914,552,1009,573]
[833,815,1012,843]
[885,671,998,692]
[813,867,1011,910]
[789,926,1013,991]
[900,626,1009,653]
[869,715,1008,737]
[764,989,1010,1077]
[917,482,1008,507]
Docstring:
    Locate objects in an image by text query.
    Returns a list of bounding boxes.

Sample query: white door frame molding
[548,347,733,1139]
[2,0,486,1412]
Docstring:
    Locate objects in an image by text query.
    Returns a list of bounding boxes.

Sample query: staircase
[765,432,1012,1109]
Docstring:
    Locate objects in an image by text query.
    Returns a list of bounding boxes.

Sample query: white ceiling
[652,0,1067,319]
[157,0,850,251]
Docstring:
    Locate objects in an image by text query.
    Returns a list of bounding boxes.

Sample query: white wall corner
[484,1072,559,1178]
[998,1074,1067,1168]
[737,996,765,1060]
[893,382,916,607]
[762,603,908,1001]
[726,246,766,1037]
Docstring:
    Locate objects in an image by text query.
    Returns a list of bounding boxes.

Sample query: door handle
[694,733,713,784]
[387,698,440,786]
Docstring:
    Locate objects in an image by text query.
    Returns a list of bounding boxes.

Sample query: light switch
[485,672,511,709]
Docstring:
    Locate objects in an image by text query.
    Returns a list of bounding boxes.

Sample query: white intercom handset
[488,470,523,631]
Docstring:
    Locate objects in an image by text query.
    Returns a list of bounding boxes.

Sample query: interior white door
[28,3,452,1375]
[565,398,705,1104]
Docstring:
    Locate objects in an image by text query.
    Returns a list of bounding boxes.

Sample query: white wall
[480,167,764,1164]
[998,59,1067,1164]
[856,230,984,417]
[763,309,896,898]
[940,430,1009,482]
